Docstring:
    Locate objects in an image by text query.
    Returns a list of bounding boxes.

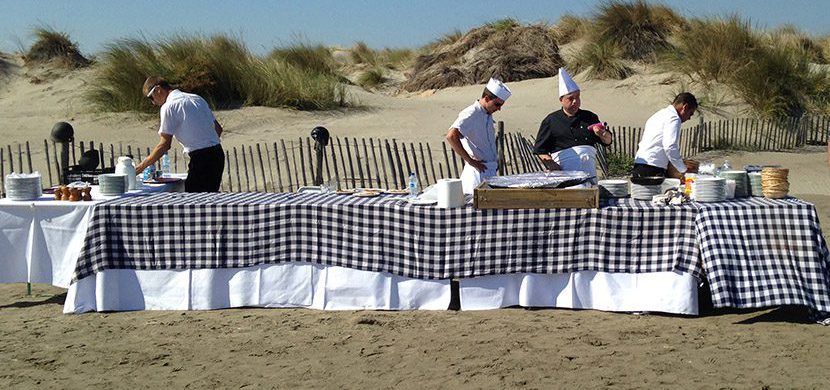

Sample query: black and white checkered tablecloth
[695,197,830,313]
[72,192,702,283]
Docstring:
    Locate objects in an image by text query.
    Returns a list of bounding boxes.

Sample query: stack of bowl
[630,176,664,200]
[718,170,749,198]
[597,179,630,198]
[4,172,42,201]
[98,173,127,196]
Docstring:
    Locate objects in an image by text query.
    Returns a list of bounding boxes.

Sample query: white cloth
[460,161,498,194]
[634,105,687,173]
[549,145,597,178]
[159,89,220,153]
[558,67,579,98]
[64,263,451,313]
[485,78,512,101]
[451,101,498,164]
[459,271,699,315]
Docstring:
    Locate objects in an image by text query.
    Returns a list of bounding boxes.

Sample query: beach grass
[86,34,349,112]
[569,40,633,80]
[553,14,589,45]
[25,27,90,69]
[591,0,681,61]
[357,67,386,89]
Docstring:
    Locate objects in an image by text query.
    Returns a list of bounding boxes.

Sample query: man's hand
[468,158,487,173]
[538,154,561,171]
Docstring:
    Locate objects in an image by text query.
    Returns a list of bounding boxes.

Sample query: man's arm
[135,134,173,174]
[214,120,223,137]
[446,127,486,172]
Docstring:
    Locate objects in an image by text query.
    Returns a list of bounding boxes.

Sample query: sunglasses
[146,85,158,100]
[493,100,504,107]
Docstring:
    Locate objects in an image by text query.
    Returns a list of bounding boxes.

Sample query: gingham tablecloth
[72,192,700,283]
[695,197,830,313]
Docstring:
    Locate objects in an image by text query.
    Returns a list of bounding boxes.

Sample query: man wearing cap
[533,68,612,178]
[137,76,225,192]
[633,92,698,179]
[446,78,511,194]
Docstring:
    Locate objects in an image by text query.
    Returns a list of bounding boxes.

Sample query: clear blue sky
[1,0,829,55]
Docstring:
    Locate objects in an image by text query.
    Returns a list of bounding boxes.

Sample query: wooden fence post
[497,121,505,175]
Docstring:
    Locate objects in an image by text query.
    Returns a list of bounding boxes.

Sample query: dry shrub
[25,27,90,69]
[351,41,377,65]
[270,42,338,76]
[403,23,563,91]
[357,67,386,89]
[592,0,682,61]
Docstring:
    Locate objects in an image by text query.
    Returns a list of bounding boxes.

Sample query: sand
[2,55,830,388]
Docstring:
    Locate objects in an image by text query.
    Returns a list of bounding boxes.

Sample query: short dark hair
[482,88,498,100]
[672,92,698,110]
[142,76,172,95]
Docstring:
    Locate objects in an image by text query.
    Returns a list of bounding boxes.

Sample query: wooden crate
[473,182,599,209]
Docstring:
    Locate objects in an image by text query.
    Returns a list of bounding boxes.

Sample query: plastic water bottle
[142,166,154,181]
[719,160,731,175]
[160,153,171,178]
[408,172,418,198]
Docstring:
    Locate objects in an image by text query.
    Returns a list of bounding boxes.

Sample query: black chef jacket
[533,109,603,155]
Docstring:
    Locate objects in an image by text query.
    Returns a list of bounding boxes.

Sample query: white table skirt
[459,271,699,315]
[64,262,452,313]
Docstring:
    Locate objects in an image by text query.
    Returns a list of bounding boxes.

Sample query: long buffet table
[2,189,829,319]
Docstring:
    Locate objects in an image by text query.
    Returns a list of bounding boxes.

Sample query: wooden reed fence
[1,115,827,196]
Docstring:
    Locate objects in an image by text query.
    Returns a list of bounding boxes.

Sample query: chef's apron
[461,161,498,194]
[550,145,598,178]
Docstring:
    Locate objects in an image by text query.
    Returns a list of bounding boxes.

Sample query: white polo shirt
[634,104,687,173]
[451,101,497,163]
[158,90,221,153]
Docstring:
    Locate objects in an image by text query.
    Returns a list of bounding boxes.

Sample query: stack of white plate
[630,183,662,200]
[4,172,42,201]
[598,179,629,198]
[98,173,127,196]
[718,170,749,198]
[693,177,727,202]
[747,172,763,196]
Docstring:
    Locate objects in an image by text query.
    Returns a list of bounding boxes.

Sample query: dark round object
[630,176,665,186]
[310,126,330,147]
[78,150,100,170]
[50,121,74,143]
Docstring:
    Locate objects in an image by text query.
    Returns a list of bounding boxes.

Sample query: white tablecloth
[0,182,181,287]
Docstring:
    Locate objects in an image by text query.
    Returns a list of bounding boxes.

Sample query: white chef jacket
[451,101,498,193]
[159,90,221,153]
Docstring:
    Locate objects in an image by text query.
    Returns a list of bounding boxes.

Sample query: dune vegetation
[12,0,830,118]
[24,27,90,69]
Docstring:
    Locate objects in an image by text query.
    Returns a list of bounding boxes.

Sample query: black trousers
[631,163,667,178]
[186,144,224,192]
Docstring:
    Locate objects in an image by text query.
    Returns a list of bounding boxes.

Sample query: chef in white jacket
[446,78,512,194]
[633,92,698,179]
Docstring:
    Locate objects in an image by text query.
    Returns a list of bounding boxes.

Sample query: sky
[1,0,829,55]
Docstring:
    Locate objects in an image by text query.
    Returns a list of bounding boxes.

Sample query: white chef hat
[558,67,579,98]
[485,78,512,101]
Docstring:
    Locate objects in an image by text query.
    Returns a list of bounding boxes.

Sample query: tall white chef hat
[558,67,579,98]
[485,78,512,101]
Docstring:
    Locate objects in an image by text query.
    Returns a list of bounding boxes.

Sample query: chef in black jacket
[533,68,612,180]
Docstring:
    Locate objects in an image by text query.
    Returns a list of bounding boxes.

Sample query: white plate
[407,198,437,205]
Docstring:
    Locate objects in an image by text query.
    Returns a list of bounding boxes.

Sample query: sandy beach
[2,54,830,388]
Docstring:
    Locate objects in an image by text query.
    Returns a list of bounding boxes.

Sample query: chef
[446,77,512,194]
[533,68,612,179]
[633,92,698,179]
